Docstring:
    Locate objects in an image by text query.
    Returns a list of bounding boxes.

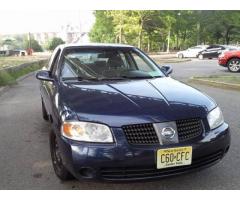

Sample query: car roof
[58,43,135,50]
[196,45,209,48]
[222,45,240,48]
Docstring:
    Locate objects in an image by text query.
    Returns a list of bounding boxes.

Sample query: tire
[198,54,203,60]
[178,53,184,59]
[50,131,73,181]
[227,58,240,72]
[41,99,49,121]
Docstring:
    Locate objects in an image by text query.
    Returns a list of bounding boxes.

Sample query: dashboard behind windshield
[60,47,164,80]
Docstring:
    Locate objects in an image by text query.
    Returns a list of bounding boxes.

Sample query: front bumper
[218,57,228,67]
[57,123,230,182]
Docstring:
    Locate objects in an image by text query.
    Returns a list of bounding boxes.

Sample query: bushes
[0,60,47,86]
[0,70,15,86]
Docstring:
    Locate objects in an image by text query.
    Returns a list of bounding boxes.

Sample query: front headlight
[61,121,113,143]
[207,107,224,130]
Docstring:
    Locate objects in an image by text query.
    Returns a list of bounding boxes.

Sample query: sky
[0,0,237,35]
[0,10,95,35]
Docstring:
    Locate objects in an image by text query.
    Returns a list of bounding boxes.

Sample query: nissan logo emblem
[161,127,176,139]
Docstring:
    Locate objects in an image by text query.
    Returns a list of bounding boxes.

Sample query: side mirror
[36,70,54,82]
[161,66,173,76]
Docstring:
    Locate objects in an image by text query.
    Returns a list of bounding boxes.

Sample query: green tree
[89,11,115,43]
[47,37,65,51]
[89,10,240,52]
[31,39,43,52]
[1,38,21,49]
[23,36,43,52]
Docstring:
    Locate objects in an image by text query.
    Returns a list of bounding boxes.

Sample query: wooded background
[89,10,240,52]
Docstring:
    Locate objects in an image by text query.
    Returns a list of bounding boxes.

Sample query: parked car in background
[220,45,240,54]
[36,43,230,182]
[0,49,26,57]
[218,50,240,72]
[13,50,27,56]
[177,45,208,58]
[198,45,240,60]
[197,45,225,59]
[0,50,7,56]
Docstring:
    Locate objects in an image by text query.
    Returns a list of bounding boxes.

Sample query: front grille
[100,150,224,181]
[122,118,203,145]
[176,118,203,142]
[122,123,159,145]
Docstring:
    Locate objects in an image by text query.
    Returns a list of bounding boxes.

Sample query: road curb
[0,85,10,96]
[16,71,36,82]
[151,57,191,64]
[160,59,192,63]
[189,77,240,91]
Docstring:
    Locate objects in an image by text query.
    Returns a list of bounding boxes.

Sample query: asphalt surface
[0,59,239,189]
[163,58,240,80]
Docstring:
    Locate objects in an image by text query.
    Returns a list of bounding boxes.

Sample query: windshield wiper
[97,77,128,81]
[62,77,100,81]
[62,76,127,82]
[119,75,163,79]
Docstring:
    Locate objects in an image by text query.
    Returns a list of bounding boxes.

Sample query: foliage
[1,36,25,50]
[0,34,43,51]
[30,39,43,52]
[90,10,240,52]
[0,60,47,86]
[47,37,65,51]
[89,11,115,43]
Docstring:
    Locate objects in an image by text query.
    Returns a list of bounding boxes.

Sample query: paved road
[161,59,240,80]
[0,60,239,189]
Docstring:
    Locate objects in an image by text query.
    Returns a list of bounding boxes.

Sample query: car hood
[59,77,216,127]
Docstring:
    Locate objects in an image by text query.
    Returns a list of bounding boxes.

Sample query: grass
[0,60,47,86]
[194,75,240,85]
[150,56,191,64]
[0,54,49,69]
[190,75,240,91]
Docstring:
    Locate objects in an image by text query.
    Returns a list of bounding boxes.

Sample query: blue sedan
[36,43,230,181]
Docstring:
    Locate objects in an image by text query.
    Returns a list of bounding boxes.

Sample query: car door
[186,47,203,57]
[217,46,226,57]
[203,45,222,58]
[41,48,61,124]
[185,47,196,57]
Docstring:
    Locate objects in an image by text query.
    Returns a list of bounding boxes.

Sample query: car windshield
[60,48,164,81]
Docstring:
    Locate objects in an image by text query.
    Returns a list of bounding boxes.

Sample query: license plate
[157,146,192,169]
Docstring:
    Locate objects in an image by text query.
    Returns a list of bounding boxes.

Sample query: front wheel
[227,58,240,72]
[50,131,73,181]
[198,54,204,60]
[41,99,49,121]
[178,53,184,59]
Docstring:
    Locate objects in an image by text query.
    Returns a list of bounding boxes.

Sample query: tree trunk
[119,26,123,43]
[182,30,187,50]
[176,36,178,50]
[225,27,232,45]
[138,21,143,49]
[119,11,123,43]
[167,28,171,53]
[147,36,150,52]
[196,22,200,45]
